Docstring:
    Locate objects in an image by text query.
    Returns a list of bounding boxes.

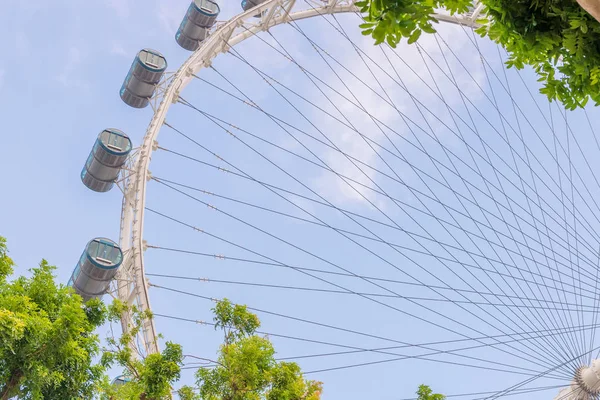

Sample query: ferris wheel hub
[576,365,600,398]
[555,365,600,400]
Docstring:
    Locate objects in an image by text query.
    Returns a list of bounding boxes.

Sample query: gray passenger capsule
[112,376,131,386]
[120,49,167,108]
[241,0,268,15]
[176,0,220,51]
[68,238,123,301]
[81,129,132,193]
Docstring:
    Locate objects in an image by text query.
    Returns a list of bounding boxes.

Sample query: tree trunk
[576,0,600,23]
[0,371,23,400]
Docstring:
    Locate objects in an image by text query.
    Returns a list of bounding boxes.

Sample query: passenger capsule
[120,49,167,108]
[241,0,268,15]
[69,238,123,301]
[112,376,131,386]
[176,0,220,51]
[81,129,132,193]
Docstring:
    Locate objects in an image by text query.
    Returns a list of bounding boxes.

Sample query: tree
[195,299,322,400]
[357,0,600,109]
[417,384,445,400]
[0,236,107,399]
[99,300,194,400]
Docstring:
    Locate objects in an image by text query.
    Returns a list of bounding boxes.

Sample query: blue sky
[3,1,600,399]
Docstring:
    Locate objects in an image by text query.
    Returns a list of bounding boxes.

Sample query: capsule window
[85,152,94,168]
[198,0,216,13]
[145,53,161,69]
[88,239,123,266]
[73,264,81,280]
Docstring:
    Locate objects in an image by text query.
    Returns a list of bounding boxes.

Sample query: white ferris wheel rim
[115,0,483,357]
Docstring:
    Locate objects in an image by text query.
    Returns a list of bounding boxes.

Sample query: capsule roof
[112,375,132,385]
[98,129,132,156]
[193,0,220,16]
[85,238,123,269]
[137,49,167,72]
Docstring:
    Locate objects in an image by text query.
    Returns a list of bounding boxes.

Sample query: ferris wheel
[70,0,600,399]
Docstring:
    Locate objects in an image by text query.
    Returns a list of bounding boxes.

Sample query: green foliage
[356,0,471,47]
[99,300,186,400]
[359,0,600,109]
[213,299,261,344]
[196,299,322,400]
[0,236,107,399]
[177,385,200,400]
[417,384,445,400]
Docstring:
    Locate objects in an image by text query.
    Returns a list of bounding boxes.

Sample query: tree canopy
[358,0,600,109]
[0,238,323,399]
[0,236,107,399]
[196,299,323,400]
[417,384,446,400]
[99,300,191,400]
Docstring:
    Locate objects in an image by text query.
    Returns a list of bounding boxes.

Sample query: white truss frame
[115,0,483,356]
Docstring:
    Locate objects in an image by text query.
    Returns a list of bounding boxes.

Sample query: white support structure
[554,364,600,400]
[115,0,484,357]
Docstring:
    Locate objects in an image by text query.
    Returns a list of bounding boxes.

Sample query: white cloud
[304,19,486,208]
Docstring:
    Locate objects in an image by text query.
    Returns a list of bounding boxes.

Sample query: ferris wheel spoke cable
[221,27,600,318]
[154,311,573,379]
[157,124,596,310]
[480,42,587,364]
[344,22,600,275]
[208,47,600,271]
[214,48,600,274]
[482,346,599,400]
[146,202,569,372]
[149,282,570,376]
[149,140,576,372]
[150,174,573,371]
[147,271,600,314]
[220,45,569,352]
[327,16,581,363]
[148,243,600,309]
[396,384,567,400]
[150,174,600,299]
[156,143,598,296]
[391,35,600,263]
[587,247,600,365]
[177,58,592,368]
[158,110,592,350]
[433,28,600,237]
[288,12,600,241]
[446,31,585,362]
[180,67,592,358]
[145,271,600,369]
[160,107,570,369]
[453,26,600,240]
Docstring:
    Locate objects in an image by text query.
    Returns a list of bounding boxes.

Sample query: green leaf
[422,24,437,34]
[386,34,398,48]
[408,29,422,44]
